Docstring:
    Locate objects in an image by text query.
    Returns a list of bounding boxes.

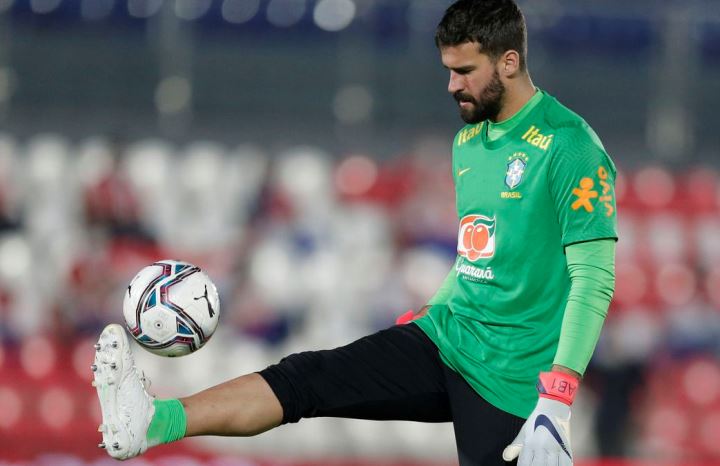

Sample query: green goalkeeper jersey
[415,89,618,418]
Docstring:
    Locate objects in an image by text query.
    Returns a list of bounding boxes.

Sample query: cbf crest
[505,152,529,190]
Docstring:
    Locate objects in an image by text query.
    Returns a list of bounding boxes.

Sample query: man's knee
[259,350,326,424]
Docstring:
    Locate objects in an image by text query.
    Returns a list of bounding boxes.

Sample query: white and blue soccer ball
[122,260,220,357]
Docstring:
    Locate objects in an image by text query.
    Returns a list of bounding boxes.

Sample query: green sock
[146,399,187,447]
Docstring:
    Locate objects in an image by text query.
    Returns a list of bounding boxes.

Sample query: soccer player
[93,1,616,465]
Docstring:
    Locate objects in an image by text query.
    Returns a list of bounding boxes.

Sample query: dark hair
[436,0,528,70]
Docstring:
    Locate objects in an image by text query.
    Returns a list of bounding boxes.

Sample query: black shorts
[259,323,525,466]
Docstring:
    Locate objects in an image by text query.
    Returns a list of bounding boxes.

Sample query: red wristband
[395,310,417,325]
[537,371,579,405]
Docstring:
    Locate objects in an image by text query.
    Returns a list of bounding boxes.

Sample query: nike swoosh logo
[458,168,472,176]
[534,414,572,459]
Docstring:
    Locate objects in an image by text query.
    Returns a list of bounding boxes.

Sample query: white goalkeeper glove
[502,371,578,466]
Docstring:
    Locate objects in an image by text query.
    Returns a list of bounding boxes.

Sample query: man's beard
[453,70,505,124]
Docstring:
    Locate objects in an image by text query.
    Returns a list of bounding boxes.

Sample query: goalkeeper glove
[502,371,578,466]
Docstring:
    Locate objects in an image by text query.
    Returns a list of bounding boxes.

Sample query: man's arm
[503,238,615,465]
[553,238,616,376]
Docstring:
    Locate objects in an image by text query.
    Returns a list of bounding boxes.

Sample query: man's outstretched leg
[93,324,283,460]
[182,372,283,437]
[94,321,452,460]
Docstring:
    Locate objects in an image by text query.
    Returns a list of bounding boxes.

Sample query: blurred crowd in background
[0,0,719,465]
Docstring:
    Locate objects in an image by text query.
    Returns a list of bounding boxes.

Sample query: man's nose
[448,71,464,94]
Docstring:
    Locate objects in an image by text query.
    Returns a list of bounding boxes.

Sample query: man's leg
[94,326,283,460]
[182,373,283,437]
[443,365,525,466]
[95,322,451,460]
[184,323,451,435]
[257,323,452,424]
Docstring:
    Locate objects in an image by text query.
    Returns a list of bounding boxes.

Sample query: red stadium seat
[0,385,22,430]
[632,166,677,210]
[641,403,690,458]
[38,386,75,430]
[681,168,719,215]
[654,262,697,309]
[613,262,650,309]
[643,212,690,265]
[682,358,720,407]
[705,265,720,311]
[20,335,57,380]
[699,409,720,457]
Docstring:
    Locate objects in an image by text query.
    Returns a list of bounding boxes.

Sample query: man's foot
[92,324,155,460]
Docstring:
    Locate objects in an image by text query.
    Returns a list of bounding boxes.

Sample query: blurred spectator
[0,287,15,341]
[590,301,663,457]
[83,136,154,244]
[60,233,119,338]
[0,193,21,233]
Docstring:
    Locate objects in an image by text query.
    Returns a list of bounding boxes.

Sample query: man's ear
[498,50,521,77]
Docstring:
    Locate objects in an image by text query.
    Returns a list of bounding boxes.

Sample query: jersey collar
[480,89,547,151]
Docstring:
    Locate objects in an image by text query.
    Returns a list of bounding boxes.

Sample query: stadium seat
[694,215,720,270]
[682,358,720,407]
[654,262,697,309]
[632,166,676,210]
[645,213,689,265]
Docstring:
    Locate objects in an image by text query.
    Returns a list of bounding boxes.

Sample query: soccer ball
[123,260,220,357]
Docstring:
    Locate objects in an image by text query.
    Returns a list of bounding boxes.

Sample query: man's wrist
[537,370,580,406]
[551,364,581,379]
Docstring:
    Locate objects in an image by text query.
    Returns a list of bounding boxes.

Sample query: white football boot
[92,324,155,460]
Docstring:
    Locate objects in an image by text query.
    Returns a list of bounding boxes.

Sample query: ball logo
[457,214,496,261]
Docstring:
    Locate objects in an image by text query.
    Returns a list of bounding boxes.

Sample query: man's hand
[502,371,579,465]
[502,397,572,465]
